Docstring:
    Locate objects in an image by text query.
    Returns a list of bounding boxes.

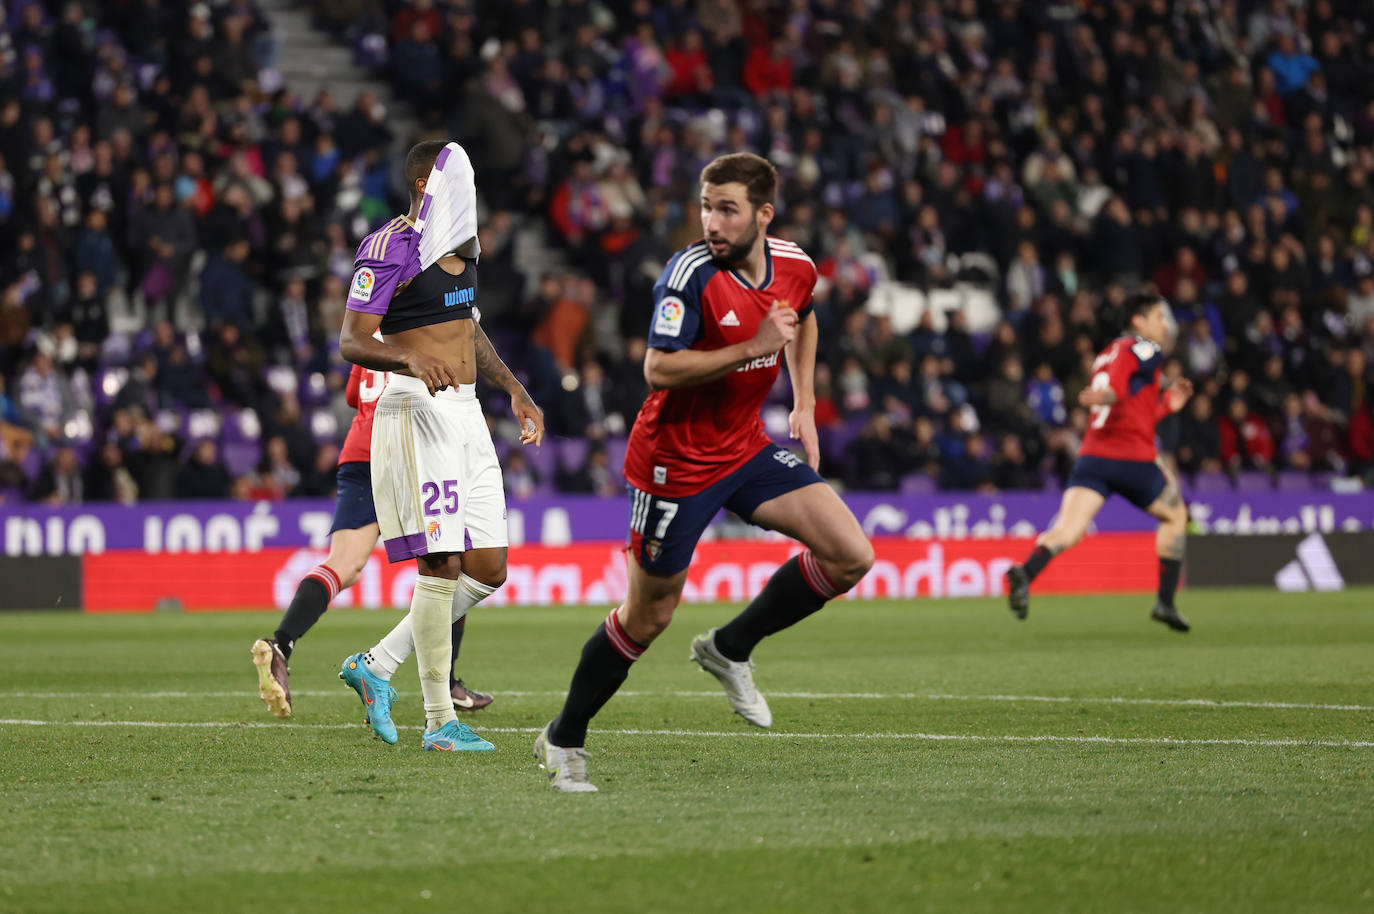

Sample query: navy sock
[1158,558,1182,606]
[548,618,643,748]
[1022,545,1054,583]
[275,576,331,660]
[713,556,829,662]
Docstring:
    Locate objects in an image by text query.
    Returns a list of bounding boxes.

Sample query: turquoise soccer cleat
[421,720,495,752]
[338,653,398,745]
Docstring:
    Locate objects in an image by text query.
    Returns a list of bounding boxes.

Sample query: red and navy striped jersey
[338,363,388,466]
[1078,336,1170,463]
[624,236,818,497]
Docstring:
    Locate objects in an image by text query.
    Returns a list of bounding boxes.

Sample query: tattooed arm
[474,322,545,445]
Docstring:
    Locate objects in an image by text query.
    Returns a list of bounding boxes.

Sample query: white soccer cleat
[534,725,599,793]
[689,629,772,728]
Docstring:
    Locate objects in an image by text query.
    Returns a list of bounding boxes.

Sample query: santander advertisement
[82,534,1157,612]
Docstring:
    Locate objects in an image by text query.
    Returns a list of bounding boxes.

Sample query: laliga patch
[351,266,376,302]
[654,296,685,337]
[1132,339,1159,361]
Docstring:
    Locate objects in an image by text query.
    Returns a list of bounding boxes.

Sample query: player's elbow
[643,353,671,391]
[339,330,363,365]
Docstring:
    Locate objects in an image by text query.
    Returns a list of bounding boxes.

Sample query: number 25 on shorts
[422,479,460,515]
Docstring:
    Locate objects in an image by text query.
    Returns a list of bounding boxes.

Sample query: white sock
[364,574,497,679]
[412,574,459,730]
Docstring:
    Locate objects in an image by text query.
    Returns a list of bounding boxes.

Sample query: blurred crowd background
[2,0,1373,506]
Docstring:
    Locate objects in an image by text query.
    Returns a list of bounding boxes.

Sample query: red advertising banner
[81,533,1158,612]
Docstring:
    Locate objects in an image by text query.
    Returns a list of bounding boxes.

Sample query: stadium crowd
[1,0,1373,506]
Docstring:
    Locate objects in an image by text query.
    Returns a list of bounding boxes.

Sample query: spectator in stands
[58,271,108,373]
[85,441,138,504]
[1220,397,1275,471]
[176,439,232,500]
[560,444,619,498]
[991,433,1036,490]
[504,449,540,500]
[131,182,198,319]
[18,351,74,445]
[30,444,82,505]
[125,417,178,501]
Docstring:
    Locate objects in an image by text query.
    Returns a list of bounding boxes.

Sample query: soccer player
[338,140,544,751]
[1005,293,1194,631]
[249,361,493,721]
[534,153,875,792]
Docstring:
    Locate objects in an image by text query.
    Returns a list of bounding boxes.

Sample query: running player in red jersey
[1005,293,1194,632]
[534,153,875,792]
[249,356,493,718]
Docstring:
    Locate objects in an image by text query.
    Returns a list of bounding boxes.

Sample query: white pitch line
[0,718,1369,749]
[1,689,1369,712]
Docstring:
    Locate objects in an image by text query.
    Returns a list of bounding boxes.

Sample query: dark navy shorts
[626,444,824,576]
[1066,455,1166,510]
[330,461,378,533]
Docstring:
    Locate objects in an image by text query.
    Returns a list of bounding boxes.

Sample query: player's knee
[834,538,875,589]
[1040,527,1078,552]
[417,552,463,579]
[479,565,507,589]
[623,597,677,644]
[333,564,363,591]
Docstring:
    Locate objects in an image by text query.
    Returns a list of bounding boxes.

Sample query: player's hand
[406,350,458,396]
[750,306,797,357]
[789,407,820,470]
[1165,377,1194,413]
[1078,387,1109,408]
[513,391,544,446]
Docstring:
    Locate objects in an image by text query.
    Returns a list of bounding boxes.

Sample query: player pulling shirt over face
[337,140,544,753]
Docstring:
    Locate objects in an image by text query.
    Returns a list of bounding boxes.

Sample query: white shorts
[370,374,507,563]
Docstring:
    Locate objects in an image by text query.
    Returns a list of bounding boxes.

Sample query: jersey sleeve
[646,246,710,352]
[345,241,405,316]
[345,364,363,408]
[1104,339,1161,400]
[797,261,818,320]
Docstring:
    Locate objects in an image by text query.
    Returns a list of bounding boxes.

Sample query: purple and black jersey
[345,215,479,334]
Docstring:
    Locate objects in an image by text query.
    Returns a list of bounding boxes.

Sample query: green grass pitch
[1,589,1371,913]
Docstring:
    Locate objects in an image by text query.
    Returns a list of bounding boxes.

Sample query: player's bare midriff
[384,254,477,385]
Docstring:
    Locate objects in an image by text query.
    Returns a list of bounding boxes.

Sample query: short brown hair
[700,153,778,210]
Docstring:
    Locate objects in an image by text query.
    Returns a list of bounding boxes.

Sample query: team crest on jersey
[352,267,376,302]
[654,296,685,337]
[772,299,790,310]
[427,519,442,543]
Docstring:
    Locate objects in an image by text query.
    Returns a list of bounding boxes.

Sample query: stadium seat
[900,473,936,496]
[265,366,298,396]
[1234,470,1271,492]
[556,437,589,472]
[94,368,129,410]
[605,437,628,478]
[1275,470,1313,492]
[185,409,223,441]
[309,409,338,442]
[98,333,133,368]
[1189,471,1232,493]
[300,371,331,407]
